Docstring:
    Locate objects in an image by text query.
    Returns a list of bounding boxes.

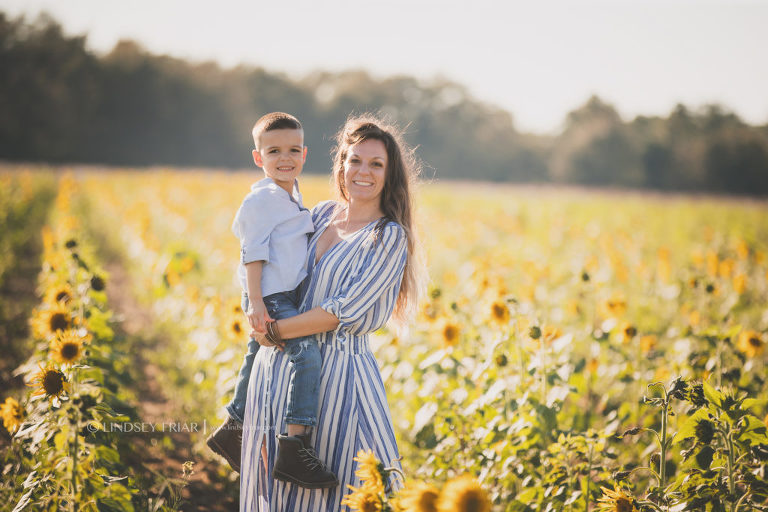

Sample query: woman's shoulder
[369,219,406,248]
[311,200,338,221]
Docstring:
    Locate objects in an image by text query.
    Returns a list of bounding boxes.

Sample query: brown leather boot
[206,416,242,472]
[273,433,338,488]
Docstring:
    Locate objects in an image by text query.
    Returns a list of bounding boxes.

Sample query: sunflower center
[43,371,65,395]
[443,325,458,341]
[56,291,71,302]
[360,496,379,512]
[616,498,633,512]
[50,312,71,332]
[233,322,242,334]
[749,336,761,348]
[459,492,487,512]
[61,342,80,360]
[419,490,439,510]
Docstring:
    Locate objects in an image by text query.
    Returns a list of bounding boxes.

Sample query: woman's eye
[349,158,360,164]
[372,162,383,168]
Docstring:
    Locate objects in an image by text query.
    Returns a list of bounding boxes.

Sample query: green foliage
[0,175,194,511]
[0,171,57,380]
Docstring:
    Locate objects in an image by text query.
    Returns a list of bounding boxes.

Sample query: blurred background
[1,0,767,194]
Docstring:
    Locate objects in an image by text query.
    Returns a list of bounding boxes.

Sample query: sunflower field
[1,165,767,512]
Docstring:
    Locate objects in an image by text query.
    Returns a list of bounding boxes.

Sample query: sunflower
[436,475,491,512]
[50,330,86,365]
[542,325,563,344]
[44,283,74,305]
[228,316,246,338]
[639,335,657,355]
[0,397,24,434]
[437,319,461,348]
[230,297,244,315]
[90,275,106,291]
[489,300,510,325]
[616,322,637,344]
[597,486,638,512]
[28,363,70,403]
[341,484,382,512]
[31,302,74,340]
[420,301,439,321]
[599,297,627,320]
[352,449,385,493]
[396,481,439,512]
[737,330,764,358]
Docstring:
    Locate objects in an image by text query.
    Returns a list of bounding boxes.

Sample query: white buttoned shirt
[232,177,314,297]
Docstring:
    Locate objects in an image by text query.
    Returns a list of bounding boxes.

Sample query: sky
[2,0,767,134]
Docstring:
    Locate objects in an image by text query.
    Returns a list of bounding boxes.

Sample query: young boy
[206,112,338,488]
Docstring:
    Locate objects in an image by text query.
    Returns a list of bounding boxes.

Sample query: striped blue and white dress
[240,200,407,511]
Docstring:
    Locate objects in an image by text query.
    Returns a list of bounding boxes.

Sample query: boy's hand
[246,298,273,334]
[249,328,284,351]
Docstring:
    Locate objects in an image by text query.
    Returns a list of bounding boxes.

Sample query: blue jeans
[225,289,321,427]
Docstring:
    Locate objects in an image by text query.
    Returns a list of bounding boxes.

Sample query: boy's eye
[268,149,279,154]
[291,148,301,153]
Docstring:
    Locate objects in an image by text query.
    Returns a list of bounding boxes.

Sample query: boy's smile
[253,128,307,194]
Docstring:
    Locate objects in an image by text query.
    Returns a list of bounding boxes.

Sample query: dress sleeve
[232,193,279,264]
[320,223,408,333]
[311,200,337,229]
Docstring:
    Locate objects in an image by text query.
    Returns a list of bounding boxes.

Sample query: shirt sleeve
[320,222,408,333]
[232,192,280,264]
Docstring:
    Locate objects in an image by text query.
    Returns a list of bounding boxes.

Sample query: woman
[240,115,423,511]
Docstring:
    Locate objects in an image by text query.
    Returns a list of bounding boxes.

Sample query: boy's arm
[245,261,272,333]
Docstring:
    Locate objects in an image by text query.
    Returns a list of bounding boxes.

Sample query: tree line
[2,12,768,195]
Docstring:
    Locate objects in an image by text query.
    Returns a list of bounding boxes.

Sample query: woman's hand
[250,328,285,351]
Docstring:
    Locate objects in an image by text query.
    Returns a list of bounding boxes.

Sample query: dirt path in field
[104,260,239,511]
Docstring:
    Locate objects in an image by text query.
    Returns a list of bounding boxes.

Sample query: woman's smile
[344,139,387,201]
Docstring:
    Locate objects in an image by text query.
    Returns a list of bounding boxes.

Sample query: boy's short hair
[252,112,303,149]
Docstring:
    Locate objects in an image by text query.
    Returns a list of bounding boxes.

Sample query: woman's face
[343,139,388,206]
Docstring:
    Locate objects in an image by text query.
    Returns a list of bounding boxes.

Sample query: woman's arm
[277,307,339,339]
[251,307,339,349]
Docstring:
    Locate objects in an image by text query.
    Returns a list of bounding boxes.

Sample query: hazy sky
[2,0,767,134]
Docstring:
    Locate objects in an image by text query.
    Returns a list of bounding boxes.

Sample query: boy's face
[252,128,307,193]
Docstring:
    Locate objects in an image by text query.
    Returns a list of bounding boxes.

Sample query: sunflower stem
[727,429,736,512]
[71,369,79,512]
[584,441,594,512]
[71,407,79,512]
[659,390,669,511]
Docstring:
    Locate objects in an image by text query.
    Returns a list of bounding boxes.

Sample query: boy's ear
[252,149,263,167]
[302,146,307,162]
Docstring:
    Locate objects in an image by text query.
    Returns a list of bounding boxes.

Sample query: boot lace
[297,446,328,472]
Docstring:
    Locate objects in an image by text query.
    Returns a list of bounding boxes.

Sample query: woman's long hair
[331,114,425,327]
